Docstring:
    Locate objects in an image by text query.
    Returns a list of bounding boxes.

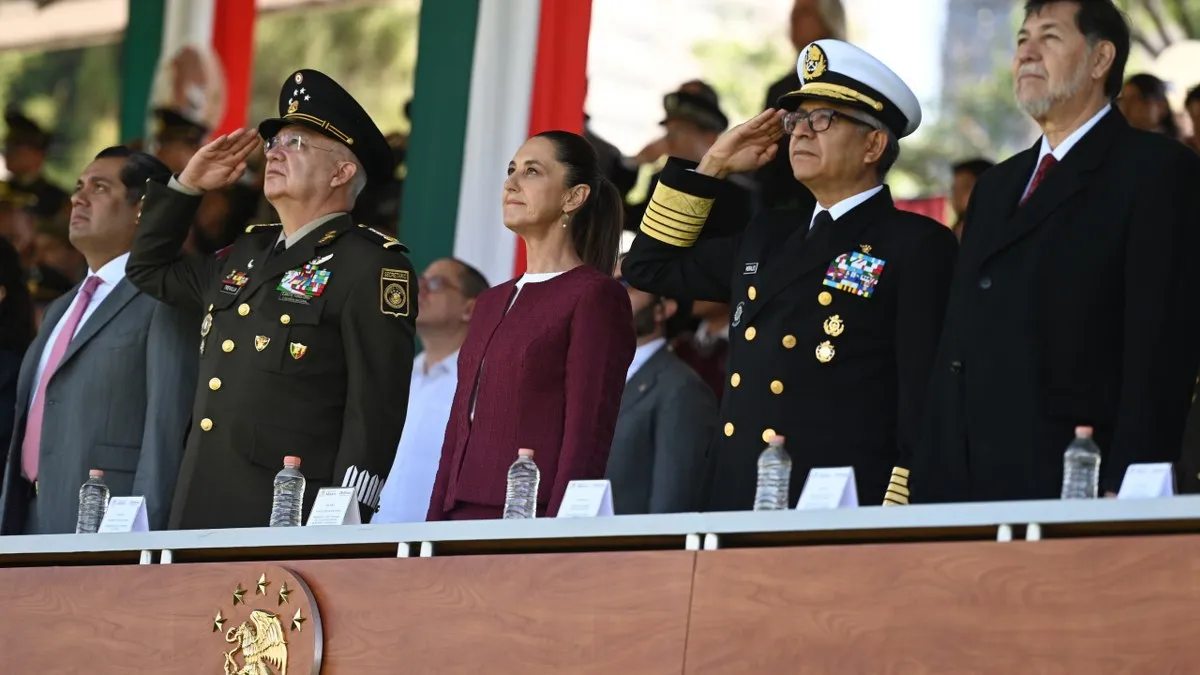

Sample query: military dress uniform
[621,40,957,511]
[127,69,417,528]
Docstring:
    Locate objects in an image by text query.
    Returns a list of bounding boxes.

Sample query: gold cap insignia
[380,268,410,317]
[289,342,308,360]
[803,43,828,80]
[815,340,836,363]
[255,335,271,352]
[823,314,845,337]
[287,98,299,115]
[214,567,323,675]
[294,72,303,85]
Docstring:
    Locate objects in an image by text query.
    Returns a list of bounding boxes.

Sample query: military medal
[221,269,250,295]
[255,336,271,352]
[732,301,744,327]
[815,340,836,363]
[823,315,845,337]
[289,342,308,360]
[278,263,332,302]
[823,251,886,299]
[200,313,213,337]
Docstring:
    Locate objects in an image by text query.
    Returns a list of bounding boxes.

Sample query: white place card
[1117,463,1175,500]
[98,496,149,533]
[306,487,361,526]
[796,467,859,510]
[557,480,614,518]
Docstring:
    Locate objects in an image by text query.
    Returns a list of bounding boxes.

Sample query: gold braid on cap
[792,83,885,112]
[283,112,355,145]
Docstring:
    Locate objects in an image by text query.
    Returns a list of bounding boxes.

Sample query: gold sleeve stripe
[640,221,697,248]
[884,490,909,505]
[886,483,910,497]
[651,182,714,220]
[643,211,703,236]
[646,202,706,231]
[647,197,710,226]
[890,466,910,479]
[641,214,701,247]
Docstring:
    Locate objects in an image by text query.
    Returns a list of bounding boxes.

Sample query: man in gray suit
[607,261,718,514]
[0,147,198,534]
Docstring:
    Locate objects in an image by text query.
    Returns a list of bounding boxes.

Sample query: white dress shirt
[27,253,130,409]
[625,337,666,382]
[372,349,461,523]
[809,185,885,230]
[1024,104,1111,196]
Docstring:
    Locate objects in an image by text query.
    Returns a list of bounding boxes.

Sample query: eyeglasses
[419,274,462,294]
[782,108,874,135]
[264,133,335,154]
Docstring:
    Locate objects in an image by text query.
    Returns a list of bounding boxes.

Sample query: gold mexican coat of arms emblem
[212,567,322,675]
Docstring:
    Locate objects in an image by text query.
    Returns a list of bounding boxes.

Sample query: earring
[562,212,569,228]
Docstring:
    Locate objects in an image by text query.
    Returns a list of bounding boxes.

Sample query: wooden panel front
[685,535,1200,674]
[0,551,695,674]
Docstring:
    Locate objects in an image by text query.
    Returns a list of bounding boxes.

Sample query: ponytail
[534,130,624,275]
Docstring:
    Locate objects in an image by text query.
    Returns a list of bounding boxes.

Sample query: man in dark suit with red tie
[911,0,1200,503]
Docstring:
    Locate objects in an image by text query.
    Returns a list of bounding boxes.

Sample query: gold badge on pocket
[815,340,836,363]
[289,342,308,360]
[823,315,845,337]
[255,336,271,352]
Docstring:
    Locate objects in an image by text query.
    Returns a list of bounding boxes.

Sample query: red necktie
[1020,154,1058,206]
[22,275,102,482]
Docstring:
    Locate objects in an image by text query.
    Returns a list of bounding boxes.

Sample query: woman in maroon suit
[427,131,636,520]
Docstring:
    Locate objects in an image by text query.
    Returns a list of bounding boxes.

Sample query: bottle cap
[283,456,301,467]
[771,435,785,445]
[1075,426,1093,437]
[88,469,104,477]
[518,448,535,458]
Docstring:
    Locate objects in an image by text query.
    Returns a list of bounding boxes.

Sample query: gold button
[745,326,757,341]
[208,377,221,391]
[762,428,776,443]
[237,303,250,316]
[200,418,213,432]
[770,380,784,395]
[730,373,741,388]
[818,291,832,306]
[280,314,291,325]
[724,423,735,437]
[748,285,757,300]
[782,335,797,349]
[222,339,235,353]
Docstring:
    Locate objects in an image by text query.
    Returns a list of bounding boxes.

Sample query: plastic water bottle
[753,435,792,510]
[1061,426,1102,499]
[502,448,540,519]
[75,469,110,534]
[270,456,306,527]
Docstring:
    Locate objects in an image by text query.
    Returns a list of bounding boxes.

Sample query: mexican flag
[120,0,257,145]
[401,0,594,285]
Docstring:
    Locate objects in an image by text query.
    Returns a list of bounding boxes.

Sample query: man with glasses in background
[127,69,417,528]
[373,257,488,523]
[621,40,957,512]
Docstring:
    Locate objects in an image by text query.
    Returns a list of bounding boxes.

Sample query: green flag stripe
[119,0,167,144]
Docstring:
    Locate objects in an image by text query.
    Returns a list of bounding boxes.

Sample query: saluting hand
[696,108,786,179]
[177,128,263,192]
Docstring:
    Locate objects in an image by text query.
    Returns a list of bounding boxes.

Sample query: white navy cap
[777,39,922,138]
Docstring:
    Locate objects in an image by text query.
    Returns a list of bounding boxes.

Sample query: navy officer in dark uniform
[622,40,957,511]
[127,69,417,528]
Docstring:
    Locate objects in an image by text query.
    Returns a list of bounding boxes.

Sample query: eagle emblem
[223,609,288,675]
[803,43,828,80]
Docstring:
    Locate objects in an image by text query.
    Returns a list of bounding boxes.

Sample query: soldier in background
[2,108,69,228]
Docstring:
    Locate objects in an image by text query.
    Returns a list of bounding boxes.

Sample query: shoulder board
[353,224,410,252]
[244,222,282,234]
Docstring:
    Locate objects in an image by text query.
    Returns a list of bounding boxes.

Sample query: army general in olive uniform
[127,69,417,528]
[622,41,957,511]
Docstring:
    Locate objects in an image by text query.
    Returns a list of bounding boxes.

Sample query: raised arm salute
[127,69,417,529]
[622,40,956,512]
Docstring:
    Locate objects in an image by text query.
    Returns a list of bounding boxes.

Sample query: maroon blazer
[427,265,635,520]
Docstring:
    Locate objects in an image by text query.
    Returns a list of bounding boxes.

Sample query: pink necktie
[1020,154,1058,206]
[22,275,102,482]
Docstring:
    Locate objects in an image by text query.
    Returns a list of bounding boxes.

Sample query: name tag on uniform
[823,251,886,298]
[221,270,249,295]
[744,262,759,275]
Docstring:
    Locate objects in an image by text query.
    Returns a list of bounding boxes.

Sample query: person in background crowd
[150,107,208,174]
[1118,73,1179,138]
[373,257,489,524]
[0,182,74,319]
[127,69,417,528]
[608,256,717,514]
[948,158,995,241]
[0,147,198,535]
[627,81,757,239]
[1184,84,1200,153]
[913,0,1200,503]
[671,299,731,402]
[758,0,845,211]
[427,130,635,521]
[0,237,35,474]
[623,40,956,511]
[2,108,69,227]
